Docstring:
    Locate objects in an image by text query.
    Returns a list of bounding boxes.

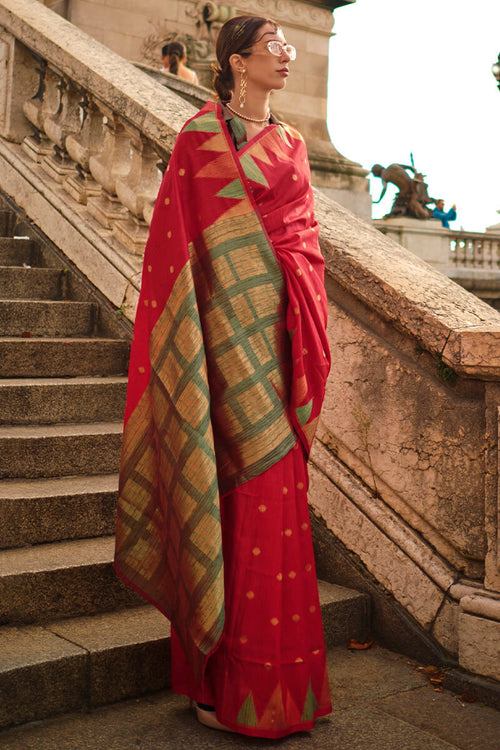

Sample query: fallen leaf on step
[459,694,476,703]
[21,331,32,338]
[423,665,441,675]
[347,638,373,650]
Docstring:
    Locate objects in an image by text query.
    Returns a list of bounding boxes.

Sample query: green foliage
[434,353,457,385]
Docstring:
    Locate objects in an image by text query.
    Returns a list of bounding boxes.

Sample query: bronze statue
[371,162,435,219]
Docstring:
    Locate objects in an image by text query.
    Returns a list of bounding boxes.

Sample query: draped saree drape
[114,101,331,737]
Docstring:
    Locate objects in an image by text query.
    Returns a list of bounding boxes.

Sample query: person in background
[433,198,457,228]
[116,14,331,739]
[161,41,199,85]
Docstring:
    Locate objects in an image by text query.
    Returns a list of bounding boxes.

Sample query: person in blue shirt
[433,199,457,228]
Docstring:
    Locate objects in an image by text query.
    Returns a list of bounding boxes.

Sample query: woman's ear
[229,53,245,74]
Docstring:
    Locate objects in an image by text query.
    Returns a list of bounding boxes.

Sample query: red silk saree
[114,101,331,737]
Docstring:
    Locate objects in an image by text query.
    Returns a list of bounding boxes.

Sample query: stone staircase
[0,198,370,730]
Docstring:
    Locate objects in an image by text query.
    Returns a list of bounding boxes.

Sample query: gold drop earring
[239,69,247,109]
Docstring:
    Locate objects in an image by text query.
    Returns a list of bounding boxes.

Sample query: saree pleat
[171,442,331,737]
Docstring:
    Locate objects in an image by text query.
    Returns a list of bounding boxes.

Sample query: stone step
[0,536,139,626]
[0,474,118,549]
[0,338,129,377]
[0,581,368,729]
[0,377,127,425]
[0,300,97,337]
[0,209,15,236]
[0,237,39,266]
[0,266,63,299]
[0,422,122,479]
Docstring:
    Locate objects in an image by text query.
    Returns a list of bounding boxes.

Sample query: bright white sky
[327,0,500,232]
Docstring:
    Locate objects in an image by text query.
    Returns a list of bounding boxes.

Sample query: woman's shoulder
[180,101,218,131]
[275,120,304,143]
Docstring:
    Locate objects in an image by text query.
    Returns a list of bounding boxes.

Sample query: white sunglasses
[266,40,297,61]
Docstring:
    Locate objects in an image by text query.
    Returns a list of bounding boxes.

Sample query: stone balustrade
[375,217,500,272]
[2,0,500,686]
[449,231,500,268]
[0,0,196,262]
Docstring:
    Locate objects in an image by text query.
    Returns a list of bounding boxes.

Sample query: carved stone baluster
[113,127,163,254]
[144,156,168,227]
[65,92,104,204]
[458,239,466,266]
[466,240,474,266]
[449,238,457,265]
[87,104,131,228]
[495,241,500,268]
[475,239,483,269]
[22,56,55,161]
[41,72,82,183]
[0,36,40,143]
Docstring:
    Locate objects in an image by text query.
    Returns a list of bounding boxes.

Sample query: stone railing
[449,231,500,268]
[375,219,500,311]
[375,218,500,272]
[2,0,500,685]
[0,0,197,316]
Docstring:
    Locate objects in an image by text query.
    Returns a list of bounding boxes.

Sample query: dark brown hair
[163,41,186,75]
[212,15,277,101]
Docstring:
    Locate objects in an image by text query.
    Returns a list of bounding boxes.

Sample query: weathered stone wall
[312,192,500,679]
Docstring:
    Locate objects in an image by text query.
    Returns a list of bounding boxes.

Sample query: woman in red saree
[114,15,331,738]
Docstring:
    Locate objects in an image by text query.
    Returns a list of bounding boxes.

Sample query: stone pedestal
[459,594,500,681]
[374,217,451,269]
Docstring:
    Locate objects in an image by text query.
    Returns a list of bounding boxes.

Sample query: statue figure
[371,162,435,220]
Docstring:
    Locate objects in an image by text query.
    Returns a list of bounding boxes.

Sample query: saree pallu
[114,101,331,736]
